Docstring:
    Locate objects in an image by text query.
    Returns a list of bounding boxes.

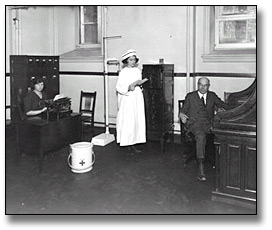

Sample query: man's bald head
[197,77,210,94]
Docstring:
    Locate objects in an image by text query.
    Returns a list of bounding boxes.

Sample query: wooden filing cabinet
[142,64,174,152]
[10,55,60,120]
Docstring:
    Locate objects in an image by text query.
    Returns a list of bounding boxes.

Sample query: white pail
[67,142,95,173]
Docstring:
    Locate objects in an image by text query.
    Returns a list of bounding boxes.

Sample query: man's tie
[201,96,206,106]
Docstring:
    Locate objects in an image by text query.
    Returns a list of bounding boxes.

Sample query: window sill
[60,47,103,63]
[202,50,256,63]
[76,44,101,49]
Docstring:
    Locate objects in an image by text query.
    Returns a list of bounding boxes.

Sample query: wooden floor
[5,126,256,214]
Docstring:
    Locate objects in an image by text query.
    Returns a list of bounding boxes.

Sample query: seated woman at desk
[24,77,47,118]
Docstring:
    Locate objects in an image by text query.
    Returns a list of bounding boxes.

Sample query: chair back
[14,103,25,121]
[178,100,185,116]
[6,103,25,127]
[9,101,25,122]
[10,85,26,122]
[178,99,185,134]
[79,91,97,123]
[178,99,194,141]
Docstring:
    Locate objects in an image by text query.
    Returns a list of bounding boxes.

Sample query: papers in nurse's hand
[53,94,66,101]
[138,78,149,85]
[130,78,149,88]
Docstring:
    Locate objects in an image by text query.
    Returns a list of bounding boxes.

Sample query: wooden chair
[6,105,12,126]
[79,91,97,140]
[6,103,25,162]
[178,100,215,167]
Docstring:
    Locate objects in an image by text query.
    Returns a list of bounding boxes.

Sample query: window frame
[78,6,102,48]
[201,6,256,63]
[214,6,256,50]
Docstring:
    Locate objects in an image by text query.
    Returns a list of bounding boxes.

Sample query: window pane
[220,6,256,16]
[84,6,97,23]
[219,19,256,44]
[248,19,256,42]
[84,24,98,43]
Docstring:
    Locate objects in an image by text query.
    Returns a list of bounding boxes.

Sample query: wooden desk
[18,113,81,172]
[211,128,256,208]
[211,79,256,209]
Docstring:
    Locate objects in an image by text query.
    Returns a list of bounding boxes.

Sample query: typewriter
[43,96,72,121]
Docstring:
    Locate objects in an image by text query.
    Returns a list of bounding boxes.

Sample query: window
[79,6,102,47]
[60,6,104,61]
[202,6,256,63]
[215,6,256,50]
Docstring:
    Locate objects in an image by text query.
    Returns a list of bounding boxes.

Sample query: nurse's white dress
[116,67,146,146]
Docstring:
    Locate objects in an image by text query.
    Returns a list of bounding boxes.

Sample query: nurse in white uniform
[116,49,146,154]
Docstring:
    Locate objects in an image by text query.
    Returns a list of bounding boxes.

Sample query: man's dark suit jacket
[180,90,229,132]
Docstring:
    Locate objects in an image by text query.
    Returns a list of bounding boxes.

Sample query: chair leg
[81,122,84,141]
[91,123,95,138]
[81,122,95,142]
[15,124,21,163]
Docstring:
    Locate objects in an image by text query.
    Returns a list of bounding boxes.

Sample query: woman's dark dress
[23,91,47,117]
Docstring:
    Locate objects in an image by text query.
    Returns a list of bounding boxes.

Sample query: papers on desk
[53,94,66,101]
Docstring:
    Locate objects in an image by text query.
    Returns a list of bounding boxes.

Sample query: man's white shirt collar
[198,91,207,104]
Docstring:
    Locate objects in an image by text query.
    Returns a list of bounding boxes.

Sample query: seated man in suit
[179,77,230,181]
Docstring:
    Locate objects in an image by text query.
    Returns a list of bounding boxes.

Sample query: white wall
[5,6,256,130]
[6,7,11,119]
[20,8,51,55]
[55,6,78,55]
[106,6,187,72]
